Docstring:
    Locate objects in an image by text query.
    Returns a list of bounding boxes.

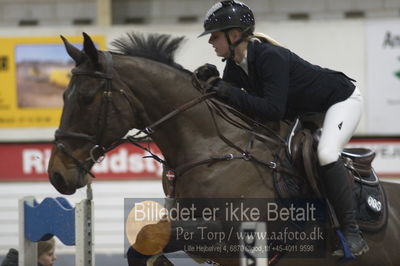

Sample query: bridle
[54,51,116,177]
[53,51,215,178]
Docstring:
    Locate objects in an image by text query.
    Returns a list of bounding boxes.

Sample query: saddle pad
[353,176,388,232]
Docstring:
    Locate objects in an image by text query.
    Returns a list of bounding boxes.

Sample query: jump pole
[240,222,268,266]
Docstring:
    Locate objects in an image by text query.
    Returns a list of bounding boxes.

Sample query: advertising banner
[0,139,398,181]
[0,143,162,181]
[366,20,400,134]
[0,35,105,128]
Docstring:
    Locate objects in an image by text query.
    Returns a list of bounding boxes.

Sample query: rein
[135,91,216,135]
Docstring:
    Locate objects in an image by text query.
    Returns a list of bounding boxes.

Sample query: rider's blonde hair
[251,32,284,47]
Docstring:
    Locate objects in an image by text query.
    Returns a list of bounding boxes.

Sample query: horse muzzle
[48,166,91,195]
[48,142,95,194]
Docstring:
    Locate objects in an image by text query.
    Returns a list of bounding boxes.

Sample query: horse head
[48,33,137,194]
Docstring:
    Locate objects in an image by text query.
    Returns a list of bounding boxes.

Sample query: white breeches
[317,88,363,166]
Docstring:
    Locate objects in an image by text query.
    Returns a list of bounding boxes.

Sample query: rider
[196,0,368,257]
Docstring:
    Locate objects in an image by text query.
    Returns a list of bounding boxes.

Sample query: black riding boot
[320,160,369,256]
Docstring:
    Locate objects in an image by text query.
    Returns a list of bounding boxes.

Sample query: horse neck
[119,57,234,168]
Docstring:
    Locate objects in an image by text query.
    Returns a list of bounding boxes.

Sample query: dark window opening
[178,16,198,23]
[288,13,310,21]
[73,19,93,25]
[345,11,365,19]
[19,20,38,26]
[124,17,146,24]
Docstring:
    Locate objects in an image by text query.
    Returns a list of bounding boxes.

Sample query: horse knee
[133,220,171,256]
[127,247,150,266]
[317,146,339,166]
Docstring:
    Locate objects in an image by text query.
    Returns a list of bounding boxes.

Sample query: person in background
[0,249,17,266]
[195,0,368,257]
[37,238,57,266]
[1,237,57,266]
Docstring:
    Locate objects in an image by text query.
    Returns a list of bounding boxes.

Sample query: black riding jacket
[222,40,356,121]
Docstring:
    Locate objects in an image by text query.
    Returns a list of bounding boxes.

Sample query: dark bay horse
[47,32,400,266]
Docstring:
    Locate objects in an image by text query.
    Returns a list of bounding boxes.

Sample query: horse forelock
[111,32,191,74]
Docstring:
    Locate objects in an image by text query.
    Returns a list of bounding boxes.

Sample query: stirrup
[332,229,369,261]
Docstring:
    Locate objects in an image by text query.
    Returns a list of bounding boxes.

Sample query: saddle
[273,119,388,233]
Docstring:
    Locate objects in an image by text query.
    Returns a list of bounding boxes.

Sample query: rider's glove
[194,63,220,82]
[206,79,232,99]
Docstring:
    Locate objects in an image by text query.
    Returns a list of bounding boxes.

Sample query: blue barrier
[24,197,75,245]
[19,196,94,266]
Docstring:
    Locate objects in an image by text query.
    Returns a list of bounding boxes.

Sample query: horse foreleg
[127,247,151,266]
[147,254,174,266]
[127,248,173,266]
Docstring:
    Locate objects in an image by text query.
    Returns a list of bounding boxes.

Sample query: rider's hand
[206,79,232,99]
[194,63,220,82]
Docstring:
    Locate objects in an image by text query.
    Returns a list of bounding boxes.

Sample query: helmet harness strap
[222,26,253,62]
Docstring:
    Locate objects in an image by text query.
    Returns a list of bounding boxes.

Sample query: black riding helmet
[199,1,255,61]
[198,0,255,37]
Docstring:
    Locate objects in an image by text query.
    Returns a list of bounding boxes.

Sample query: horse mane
[111,32,190,73]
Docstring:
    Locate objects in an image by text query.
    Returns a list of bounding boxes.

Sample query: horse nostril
[50,171,66,191]
[50,172,75,195]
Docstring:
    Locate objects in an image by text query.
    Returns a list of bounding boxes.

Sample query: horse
[47,32,400,266]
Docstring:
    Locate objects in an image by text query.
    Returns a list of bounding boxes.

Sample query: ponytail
[252,32,284,47]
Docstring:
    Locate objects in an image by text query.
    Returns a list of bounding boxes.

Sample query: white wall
[0,19,394,141]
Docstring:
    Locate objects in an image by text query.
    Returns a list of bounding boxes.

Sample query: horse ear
[82,32,99,67]
[60,35,84,64]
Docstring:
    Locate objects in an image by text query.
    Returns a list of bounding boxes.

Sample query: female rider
[196,0,368,257]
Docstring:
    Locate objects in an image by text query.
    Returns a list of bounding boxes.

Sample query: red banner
[0,143,162,181]
[0,138,399,181]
